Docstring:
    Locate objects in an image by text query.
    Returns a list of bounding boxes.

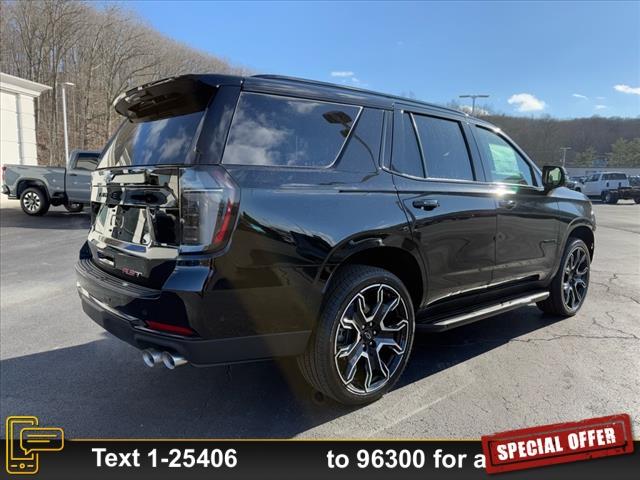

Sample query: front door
[67,152,98,203]
[472,126,559,286]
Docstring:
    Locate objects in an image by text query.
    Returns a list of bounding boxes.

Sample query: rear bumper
[76,258,311,366]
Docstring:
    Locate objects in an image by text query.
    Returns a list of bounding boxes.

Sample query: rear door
[390,108,497,304]
[67,152,99,203]
[471,125,559,286]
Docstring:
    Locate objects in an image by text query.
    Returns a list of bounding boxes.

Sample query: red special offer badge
[481,413,634,474]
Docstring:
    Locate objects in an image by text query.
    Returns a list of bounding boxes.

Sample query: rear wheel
[537,238,590,317]
[20,187,50,216]
[604,191,618,204]
[64,202,84,213]
[298,265,415,405]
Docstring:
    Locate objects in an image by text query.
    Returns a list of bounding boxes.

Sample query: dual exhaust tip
[142,349,187,369]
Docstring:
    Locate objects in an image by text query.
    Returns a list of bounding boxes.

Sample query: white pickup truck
[1,149,100,215]
[582,171,640,204]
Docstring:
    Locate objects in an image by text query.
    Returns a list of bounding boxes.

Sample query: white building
[0,72,51,169]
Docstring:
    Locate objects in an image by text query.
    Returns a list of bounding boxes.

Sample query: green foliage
[572,147,597,167]
[610,138,640,167]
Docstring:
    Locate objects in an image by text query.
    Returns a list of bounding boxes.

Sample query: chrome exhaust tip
[142,348,162,367]
[161,351,187,370]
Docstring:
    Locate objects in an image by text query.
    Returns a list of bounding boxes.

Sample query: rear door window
[474,127,535,186]
[413,114,474,181]
[222,92,359,167]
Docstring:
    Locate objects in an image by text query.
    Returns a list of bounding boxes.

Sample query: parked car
[582,172,640,204]
[566,176,585,192]
[2,149,101,215]
[76,74,595,405]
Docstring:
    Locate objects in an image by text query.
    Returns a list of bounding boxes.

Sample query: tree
[572,147,597,167]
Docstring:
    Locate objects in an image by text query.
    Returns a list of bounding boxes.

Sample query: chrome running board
[417,291,549,332]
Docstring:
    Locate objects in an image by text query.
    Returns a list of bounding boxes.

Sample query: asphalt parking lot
[1,200,638,439]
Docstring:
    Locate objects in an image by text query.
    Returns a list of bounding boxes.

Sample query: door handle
[498,199,516,209]
[68,173,78,177]
[412,199,440,211]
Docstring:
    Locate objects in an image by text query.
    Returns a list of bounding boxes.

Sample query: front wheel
[298,265,415,405]
[537,238,590,317]
[64,202,84,213]
[20,187,50,216]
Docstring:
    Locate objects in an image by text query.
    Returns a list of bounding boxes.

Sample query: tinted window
[75,154,98,171]
[337,108,383,172]
[99,111,204,168]
[603,173,627,180]
[391,113,424,177]
[475,127,535,186]
[413,115,474,180]
[223,92,359,167]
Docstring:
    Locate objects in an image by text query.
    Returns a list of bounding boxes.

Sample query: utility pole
[61,82,75,164]
[560,146,571,167]
[459,94,489,115]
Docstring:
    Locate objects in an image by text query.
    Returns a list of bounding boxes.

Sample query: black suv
[77,74,595,405]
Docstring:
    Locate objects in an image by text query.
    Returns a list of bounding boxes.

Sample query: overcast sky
[127,0,640,118]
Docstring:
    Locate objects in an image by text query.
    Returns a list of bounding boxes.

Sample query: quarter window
[413,115,474,181]
[391,113,424,177]
[222,92,359,167]
[475,127,535,186]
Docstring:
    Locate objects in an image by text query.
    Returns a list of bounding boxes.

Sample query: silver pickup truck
[2,149,100,215]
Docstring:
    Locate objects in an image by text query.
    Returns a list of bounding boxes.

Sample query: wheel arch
[17,179,49,199]
[323,246,425,310]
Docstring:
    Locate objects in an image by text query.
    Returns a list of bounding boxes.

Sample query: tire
[604,191,618,204]
[634,197,640,204]
[537,238,590,317]
[20,187,50,216]
[297,265,415,405]
[64,202,84,213]
[575,188,581,193]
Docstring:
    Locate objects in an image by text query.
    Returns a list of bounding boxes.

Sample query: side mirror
[542,165,566,191]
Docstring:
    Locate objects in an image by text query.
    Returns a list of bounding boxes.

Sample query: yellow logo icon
[5,416,64,475]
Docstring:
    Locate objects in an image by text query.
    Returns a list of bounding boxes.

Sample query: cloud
[330,71,354,78]
[614,84,640,95]
[458,105,490,116]
[507,93,546,112]
[572,93,588,100]
[596,96,606,100]
[351,77,360,84]
[595,105,607,110]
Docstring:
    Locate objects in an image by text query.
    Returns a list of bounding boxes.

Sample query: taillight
[1,165,6,182]
[179,166,239,253]
[145,320,196,336]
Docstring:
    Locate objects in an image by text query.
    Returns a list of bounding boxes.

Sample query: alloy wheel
[23,191,41,213]
[562,245,589,311]
[334,284,410,395]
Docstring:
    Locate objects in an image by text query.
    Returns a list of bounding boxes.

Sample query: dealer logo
[5,416,64,475]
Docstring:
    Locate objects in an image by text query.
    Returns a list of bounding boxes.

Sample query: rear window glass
[98,111,204,168]
[222,92,359,167]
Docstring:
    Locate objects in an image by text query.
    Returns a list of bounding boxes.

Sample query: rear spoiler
[113,76,220,122]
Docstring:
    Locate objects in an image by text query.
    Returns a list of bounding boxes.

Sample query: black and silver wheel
[64,202,84,213]
[537,238,590,316]
[298,265,415,405]
[20,187,50,216]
